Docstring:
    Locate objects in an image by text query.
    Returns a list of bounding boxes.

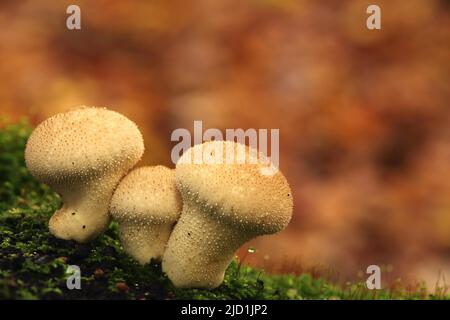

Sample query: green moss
[0,121,448,300]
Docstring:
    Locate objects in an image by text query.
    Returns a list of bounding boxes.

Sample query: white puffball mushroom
[25,106,144,243]
[162,141,293,289]
[109,166,182,264]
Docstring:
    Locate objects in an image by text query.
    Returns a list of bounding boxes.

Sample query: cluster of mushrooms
[25,107,293,289]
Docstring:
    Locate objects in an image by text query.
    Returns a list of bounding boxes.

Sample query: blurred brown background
[1,0,449,286]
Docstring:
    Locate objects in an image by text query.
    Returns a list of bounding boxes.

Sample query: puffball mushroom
[25,106,144,243]
[162,141,293,289]
[109,166,182,264]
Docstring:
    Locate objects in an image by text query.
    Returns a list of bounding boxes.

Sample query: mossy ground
[0,121,448,300]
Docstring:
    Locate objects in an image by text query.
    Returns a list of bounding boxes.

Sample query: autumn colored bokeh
[1,0,449,286]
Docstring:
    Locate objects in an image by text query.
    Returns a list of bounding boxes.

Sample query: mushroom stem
[118,221,174,265]
[162,201,248,289]
[49,173,119,243]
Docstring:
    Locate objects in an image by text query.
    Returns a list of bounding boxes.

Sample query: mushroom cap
[25,106,144,184]
[175,141,293,235]
[110,166,182,223]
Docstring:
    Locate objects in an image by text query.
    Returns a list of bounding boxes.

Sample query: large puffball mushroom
[110,166,182,264]
[25,106,144,243]
[162,141,293,289]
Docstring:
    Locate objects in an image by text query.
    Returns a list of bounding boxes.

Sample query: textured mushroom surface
[163,141,293,288]
[25,106,144,243]
[110,166,182,264]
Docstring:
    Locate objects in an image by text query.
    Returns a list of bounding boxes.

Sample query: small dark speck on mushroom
[82,225,86,229]
[72,212,76,215]
[187,232,191,236]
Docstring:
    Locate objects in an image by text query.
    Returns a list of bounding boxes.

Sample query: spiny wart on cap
[162,140,293,289]
[25,106,145,243]
[110,166,182,264]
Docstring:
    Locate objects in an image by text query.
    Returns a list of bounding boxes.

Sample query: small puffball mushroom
[162,141,293,289]
[109,166,182,264]
[25,106,144,243]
